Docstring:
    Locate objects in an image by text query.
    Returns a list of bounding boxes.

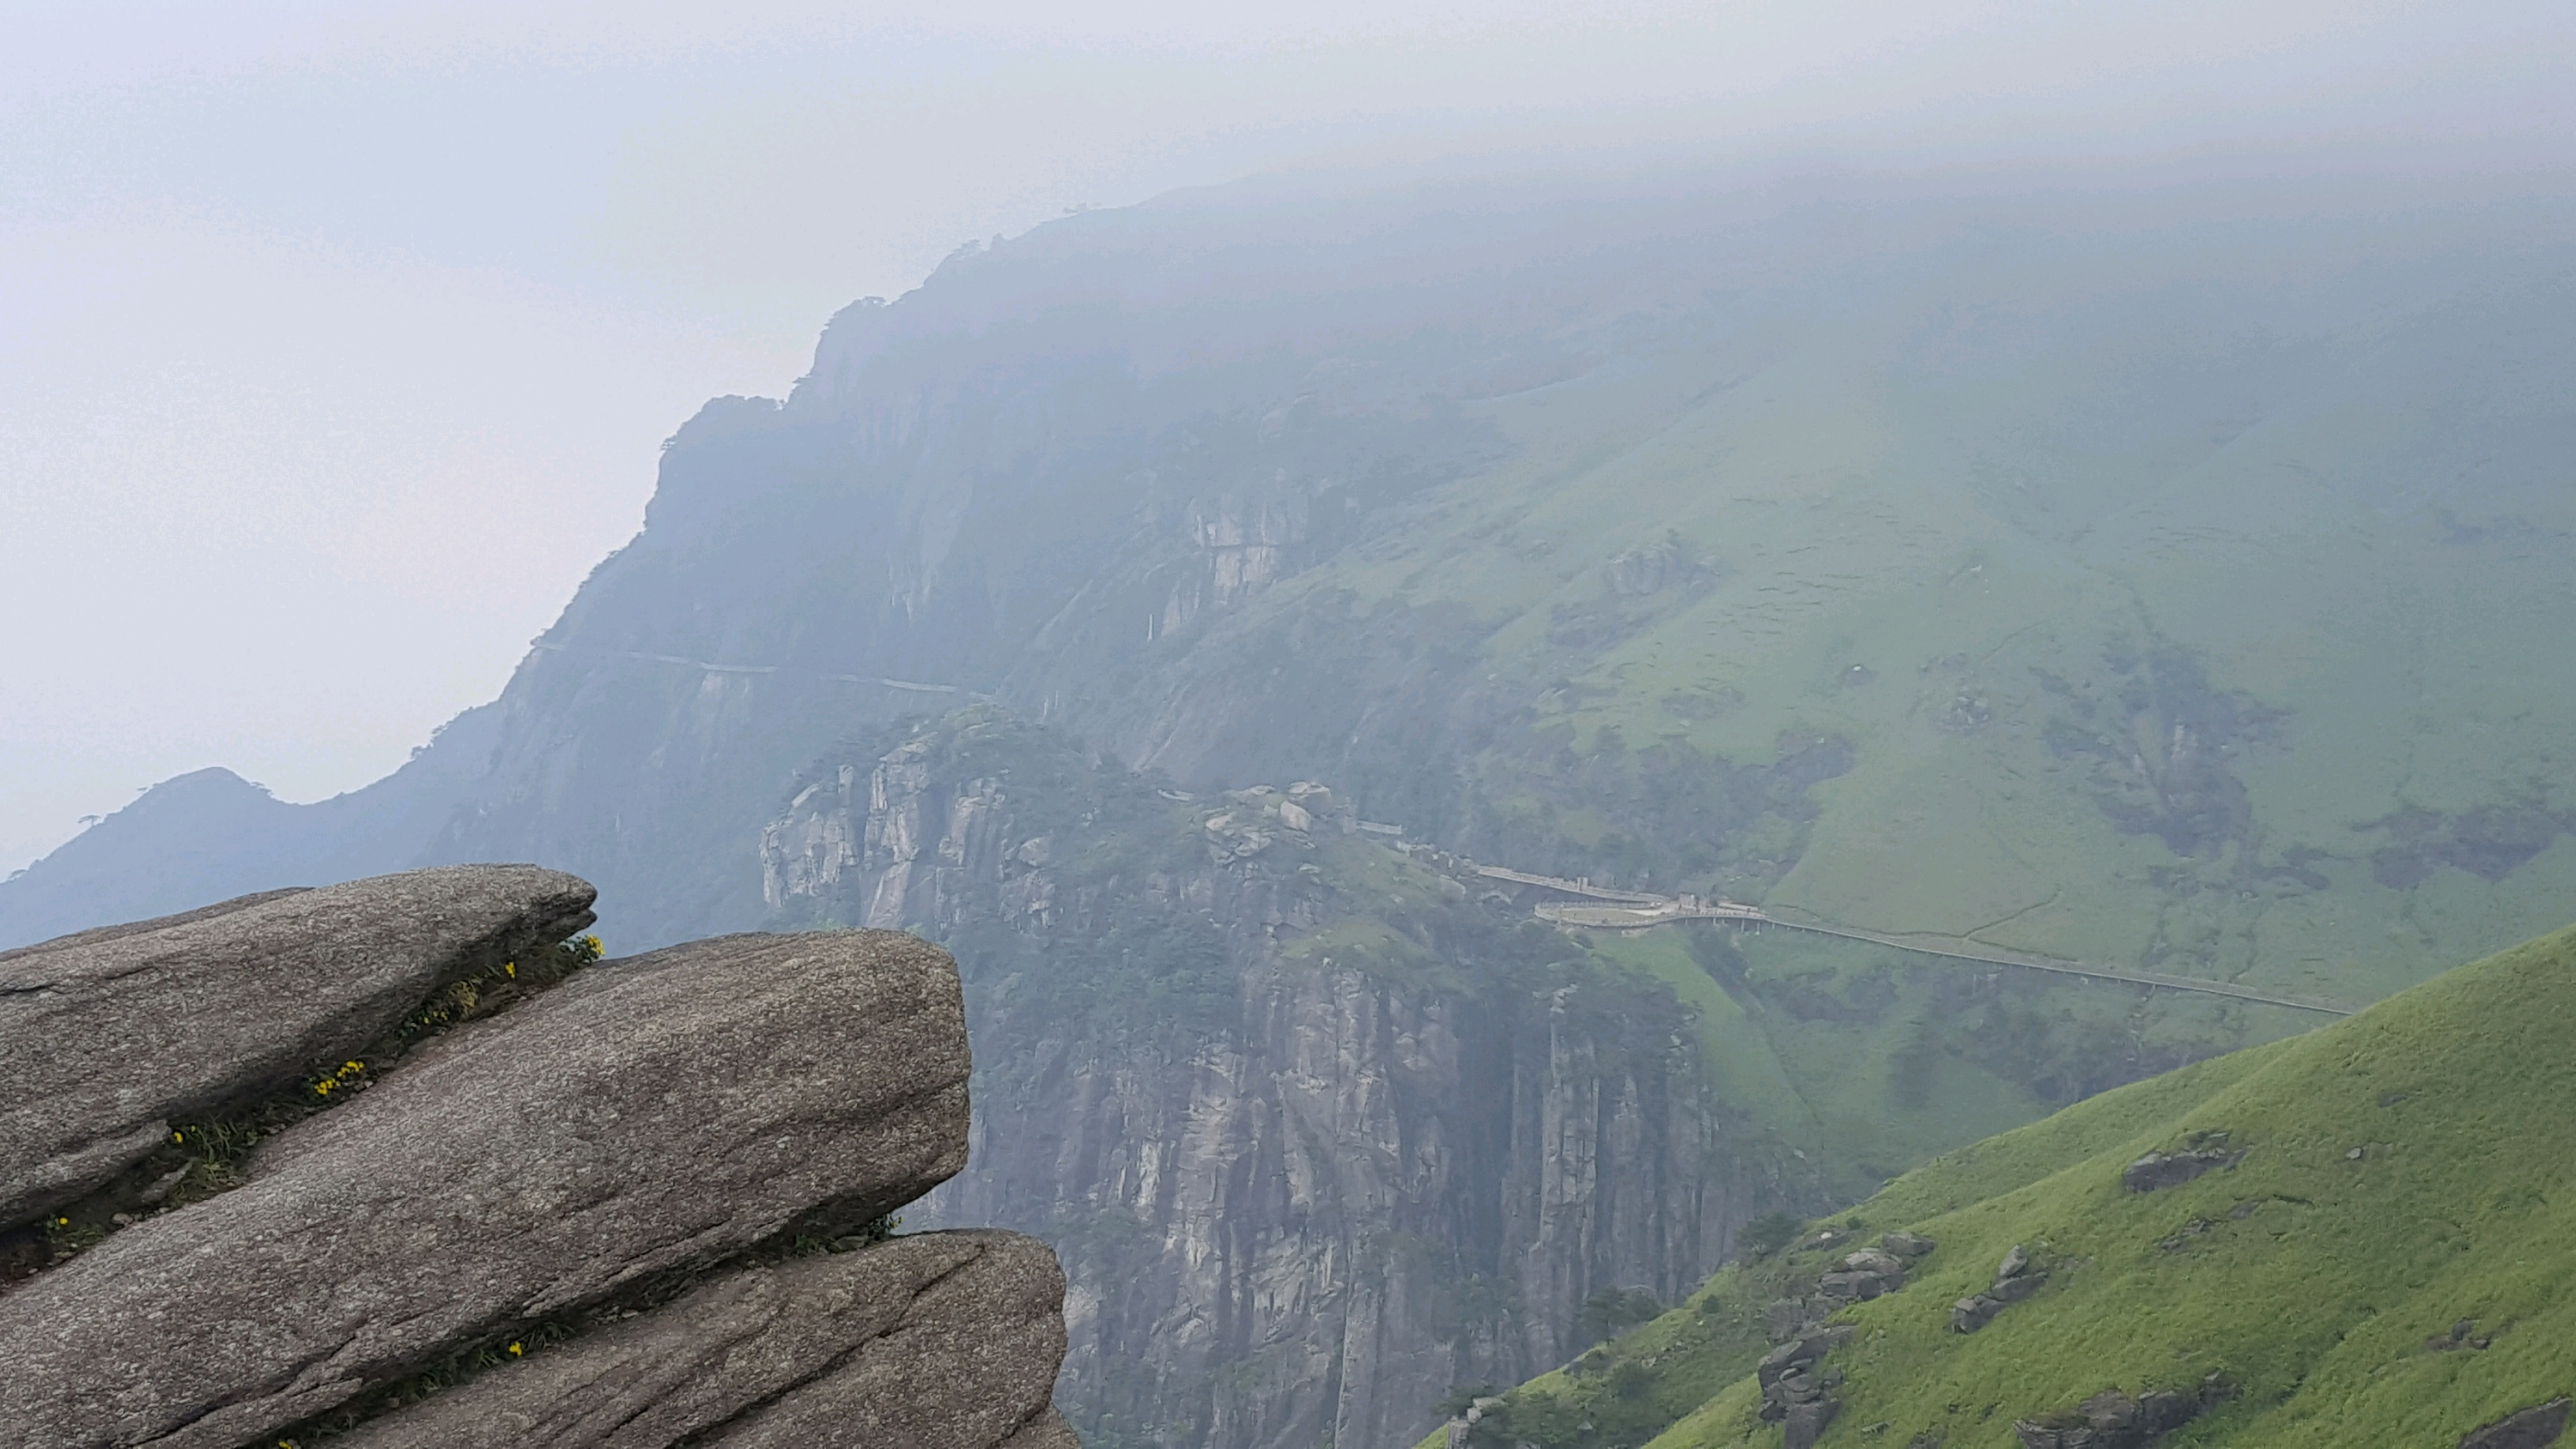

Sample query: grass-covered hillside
[1432,921,2576,1449]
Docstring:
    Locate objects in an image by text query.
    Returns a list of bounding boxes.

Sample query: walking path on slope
[1478,866,2354,1016]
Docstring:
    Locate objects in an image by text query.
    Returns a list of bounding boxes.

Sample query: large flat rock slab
[337,1230,1066,1449]
[0,928,969,1449]
[0,864,597,1227]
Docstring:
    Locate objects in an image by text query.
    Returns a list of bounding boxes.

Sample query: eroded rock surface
[2461,1400,2572,1449]
[2121,1134,2245,1193]
[2012,1378,2231,1449]
[0,865,597,1229]
[337,1231,1066,1449]
[1953,1244,2048,1333]
[0,928,968,1449]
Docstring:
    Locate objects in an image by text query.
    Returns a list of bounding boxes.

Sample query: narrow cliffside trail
[1471,864,2355,1017]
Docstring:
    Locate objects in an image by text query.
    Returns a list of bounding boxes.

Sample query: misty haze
[3,6,2574,1449]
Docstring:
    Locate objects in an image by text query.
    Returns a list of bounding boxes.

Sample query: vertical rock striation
[764,711,1801,1449]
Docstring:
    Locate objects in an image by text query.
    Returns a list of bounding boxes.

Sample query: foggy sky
[3,0,2569,874]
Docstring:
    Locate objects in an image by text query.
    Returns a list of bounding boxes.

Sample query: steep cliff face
[762,710,1800,1449]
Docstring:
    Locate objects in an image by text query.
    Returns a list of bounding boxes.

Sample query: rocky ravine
[762,709,1803,1449]
[0,865,1072,1449]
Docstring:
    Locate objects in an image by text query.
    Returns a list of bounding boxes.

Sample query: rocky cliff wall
[763,712,1804,1449]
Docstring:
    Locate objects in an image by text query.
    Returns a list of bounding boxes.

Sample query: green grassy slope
[1434,921,2576,1448]
[1148,204,2576,1027]
[1113,201,2576,1209]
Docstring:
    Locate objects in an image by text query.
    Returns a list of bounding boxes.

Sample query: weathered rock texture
[2461,1400,2571,1449]
[337,1230,1067,1449]
[764,715,1801,1449]
[2011,1379,2232,1449]
[2121,1133,2245,1193]
[0,928,970,1449]
[0,864,597,1229]
[1953,1243,2050,1334]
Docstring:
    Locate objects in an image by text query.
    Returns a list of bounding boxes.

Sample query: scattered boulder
[333,1232,1066,1449]
[1820,1269,1893,1302]
[0,928,970,1449]
[1817,1245,1911,1301]
[2460,1400,2571,1449]
[1991,1271,2047,1306]
[2012,1379,2227,1449]
[1844,1247,1906,1276]
[1759,1328,1854,1435]
[1953,1245,2047,1332]
[1786,1397,1842,1449]
[2122,1134,2245,1193]
[1880,1231,1937,1260]
[1767,1297,1825,1342]
[0,866,598,1229]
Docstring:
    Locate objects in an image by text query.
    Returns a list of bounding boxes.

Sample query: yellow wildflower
[507,1341,523,1356]
[504,961,518,978]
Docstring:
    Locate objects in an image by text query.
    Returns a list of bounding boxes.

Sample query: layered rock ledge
[0,864,597,1227]
[335,1231,1072,1449]
[0,872,1066,1449]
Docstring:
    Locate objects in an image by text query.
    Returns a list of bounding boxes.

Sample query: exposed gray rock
[1957,1245,2053,1333]
[1880,1231,1936,1260]
[1990,1271,2046,1306]
[1759,1329,1852,1433]
[1842,1247,1906,1276]
[1953,1294,2002,1333]
[2121,1142,2245,1193]
[0,928,968,1449]
[999,1411,1084,1449]
[2012,1379,2227,1448]
[336,1231,1065,1449]
[2461,1401,2572,1449]
[775,726,1796,1449]
[1819,1268,1900,1301]
[1784,1397,1841,1449]
[1766,1297,1824,1342]
[0,865,597,1229]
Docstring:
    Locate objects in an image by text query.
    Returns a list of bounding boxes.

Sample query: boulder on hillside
[0,865,597,1229]
[1955,1244,2049,1332]
[2013,1377,2231,1448]
[1842,1247,1906,1276]
[1784,1397,1840,1449]
[334,1232,1066,1449]
[1880,1230,1936,1260]
[2461,1401,2572,1449]
[2121,1135,2245,1193]
[0,928,969,1449]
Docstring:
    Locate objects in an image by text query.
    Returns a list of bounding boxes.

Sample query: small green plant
[1577,1285,1666,1345]
[1437,1384,1501,1418]
[390,933,605,1048]
[15,931,611,1281]
[1735,1210,1803,1260]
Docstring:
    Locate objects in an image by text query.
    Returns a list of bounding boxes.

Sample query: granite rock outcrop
[0,869,1066,1449]
[0,864,596,1228]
